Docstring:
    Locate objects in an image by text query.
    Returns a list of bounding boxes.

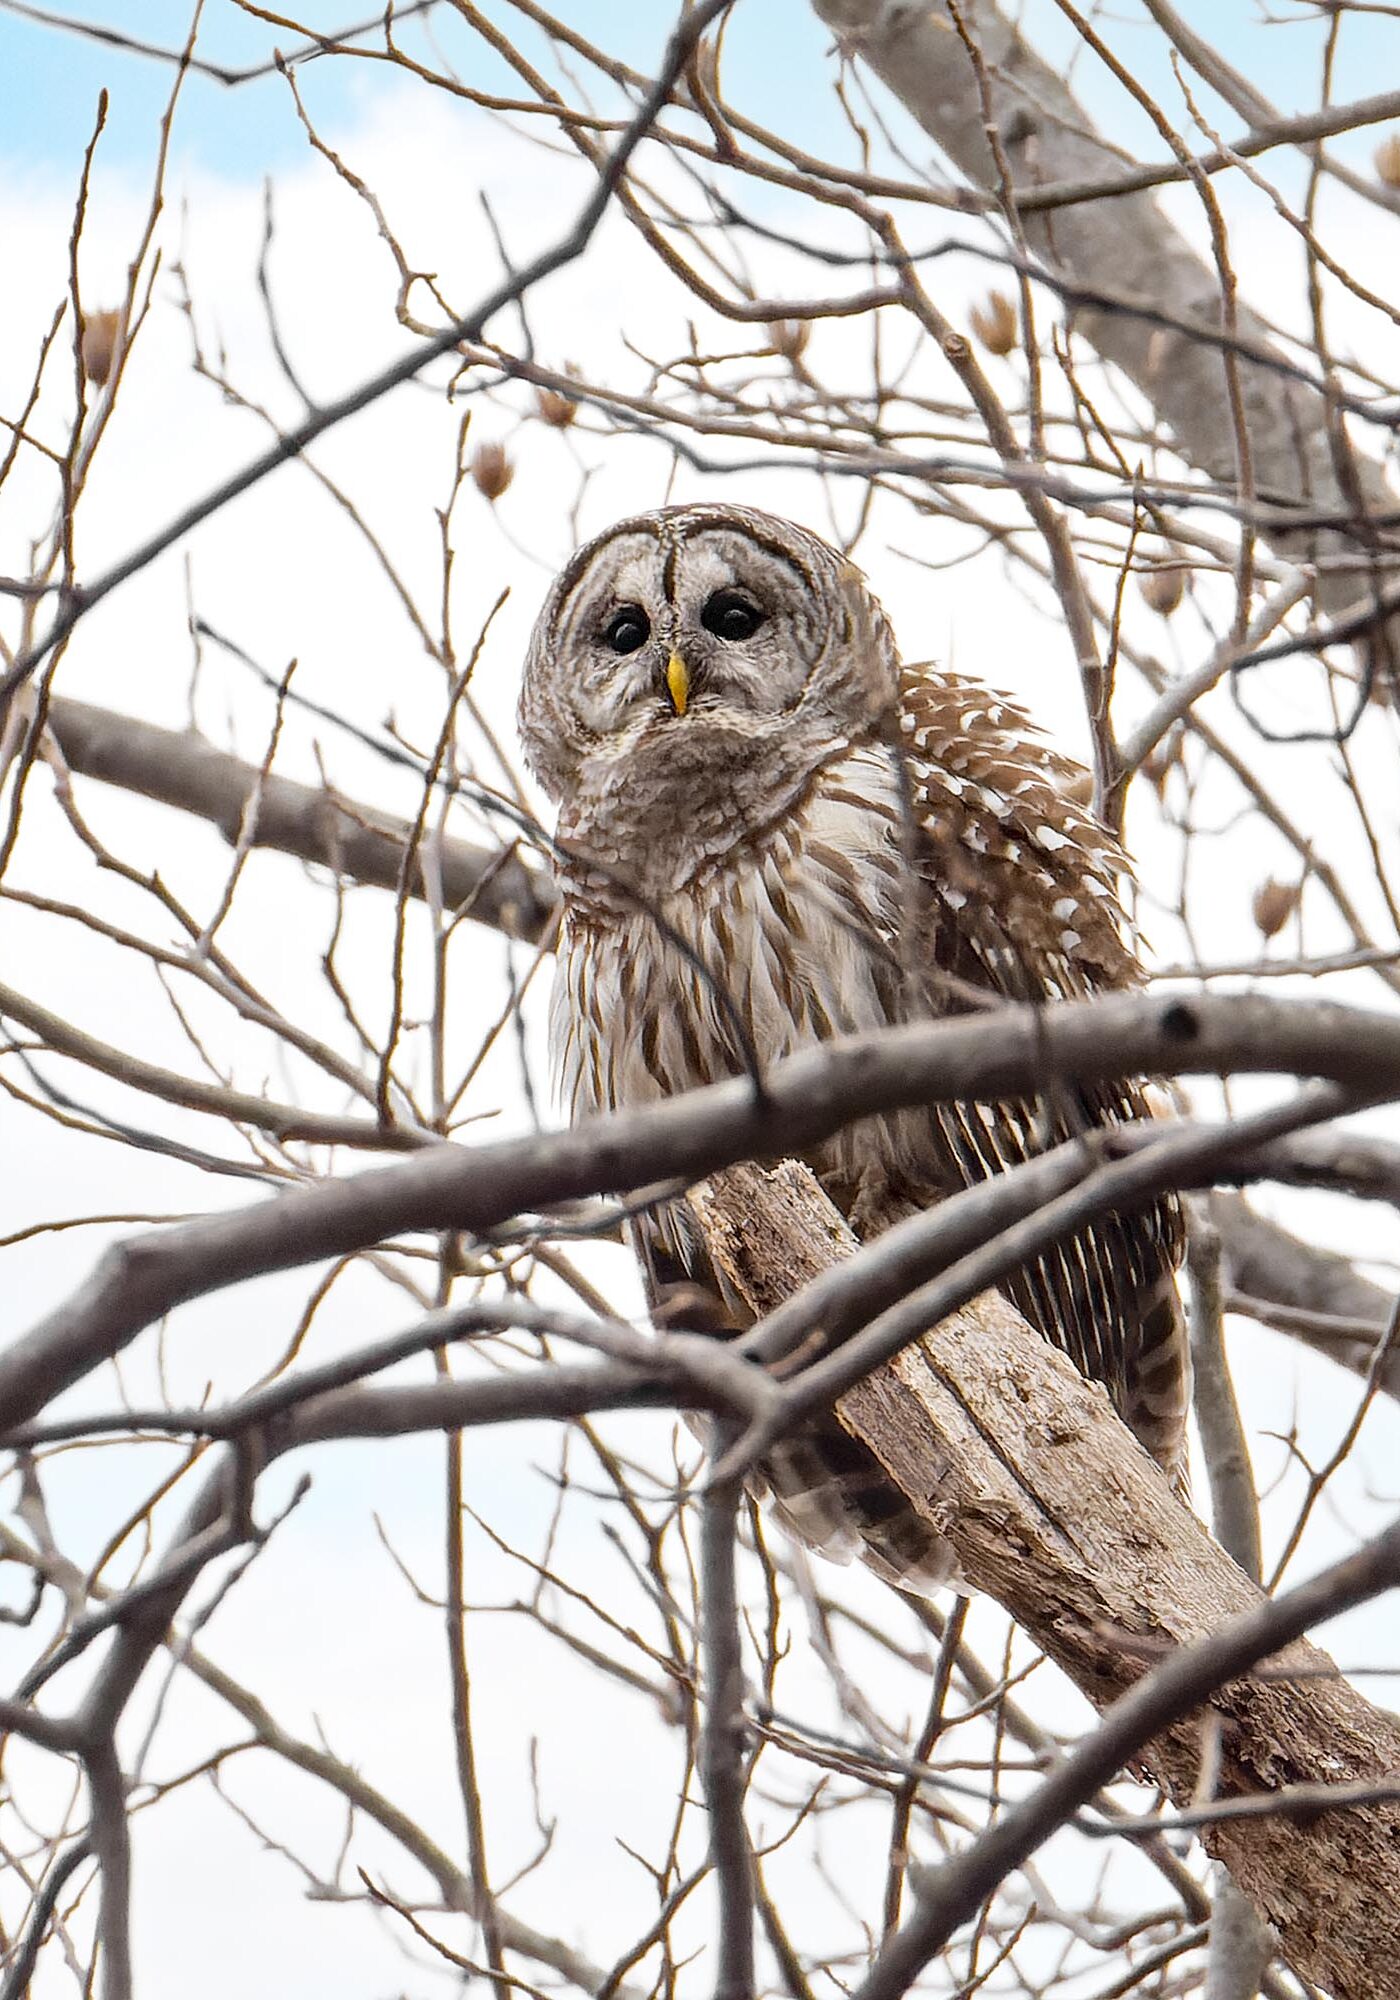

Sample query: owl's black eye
[603,606,650,654]
[701,591,765,643]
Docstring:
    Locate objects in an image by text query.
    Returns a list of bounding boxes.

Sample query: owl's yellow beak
[665,650,690,717]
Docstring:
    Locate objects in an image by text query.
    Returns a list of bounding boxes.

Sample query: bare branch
[0,0,734,712]
[699,1429,756,2000]
[6,988,1400,1430]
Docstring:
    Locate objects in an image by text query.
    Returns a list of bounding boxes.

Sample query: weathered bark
[810,0,1400,660]
[690,1159,1400,2000]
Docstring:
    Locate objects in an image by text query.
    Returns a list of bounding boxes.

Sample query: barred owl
[519,503,1187,1593]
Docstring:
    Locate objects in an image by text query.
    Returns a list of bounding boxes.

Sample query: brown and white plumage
[519,503,1187,1593]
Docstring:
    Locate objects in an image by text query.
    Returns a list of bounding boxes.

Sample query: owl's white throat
[560,713,850,903]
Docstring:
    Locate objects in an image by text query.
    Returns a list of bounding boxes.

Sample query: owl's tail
[756,1420,961,1597]
[1123,1272,1193,1503]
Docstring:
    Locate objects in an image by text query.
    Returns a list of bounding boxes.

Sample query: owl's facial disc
[518,504,899,807]
[560,527,819,748]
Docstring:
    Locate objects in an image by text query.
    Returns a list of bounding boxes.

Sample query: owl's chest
[551,747,908,1124]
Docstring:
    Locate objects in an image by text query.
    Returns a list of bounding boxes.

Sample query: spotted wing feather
[893,666,1188,1471]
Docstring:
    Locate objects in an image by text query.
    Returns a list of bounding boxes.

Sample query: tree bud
[471,441,514,501]
[767,319,810,361]
[1251,876,1301,939]
[80,309,121,387]
[969,291,1018,356]
[1139,560,1185,615]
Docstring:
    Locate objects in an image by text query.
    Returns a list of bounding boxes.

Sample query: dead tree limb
[691,1160,1400,2000]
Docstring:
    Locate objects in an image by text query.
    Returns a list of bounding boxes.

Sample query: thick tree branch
[7,988,1400,1432]
[43,695,556,941]
[1211,1191,1400,1390]
[811,0,1400,648]
[32,697,1391,1380]
[693,1161,1400,2000]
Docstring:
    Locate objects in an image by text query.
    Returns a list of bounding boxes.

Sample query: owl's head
[518,504,899,805]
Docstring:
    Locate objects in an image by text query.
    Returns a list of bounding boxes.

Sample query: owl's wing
[892,664,1188,1476]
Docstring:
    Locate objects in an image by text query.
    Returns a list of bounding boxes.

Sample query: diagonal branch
[811,0,1400,651]
[42,697,556,941]
[693,1159,1400,2000]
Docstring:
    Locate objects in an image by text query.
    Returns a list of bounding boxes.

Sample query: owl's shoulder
[894,662,1140,989]
[898,661,1076,782]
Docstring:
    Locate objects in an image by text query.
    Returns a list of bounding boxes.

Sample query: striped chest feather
[552,744,907,1126]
